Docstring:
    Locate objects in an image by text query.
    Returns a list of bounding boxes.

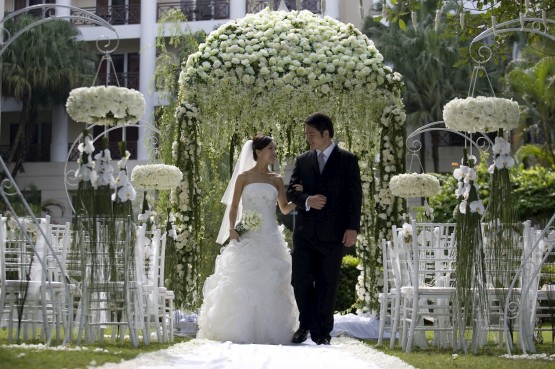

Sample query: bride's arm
[228,175,246,240]
[276,178,297,215]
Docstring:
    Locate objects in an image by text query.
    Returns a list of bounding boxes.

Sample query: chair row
[0,214,175,346]
[377,220,554,354]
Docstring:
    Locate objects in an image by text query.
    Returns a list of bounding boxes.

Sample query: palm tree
[2,15,95,178]
[505,55,555,166]
[364,0,506,171]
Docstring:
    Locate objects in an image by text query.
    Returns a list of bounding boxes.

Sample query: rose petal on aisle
[94,337,416,369]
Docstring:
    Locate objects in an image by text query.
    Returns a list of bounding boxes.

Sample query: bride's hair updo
[252,134,274,161]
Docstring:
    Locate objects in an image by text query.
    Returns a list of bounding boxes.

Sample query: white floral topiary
[131,164,183,190]
[389,173,440,198]
[443,96,520,133]
[66,86,146,126]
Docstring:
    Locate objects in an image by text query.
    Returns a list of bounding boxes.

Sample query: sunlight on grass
[0,327,554,369]
[369,328,555,369]
[0,327,190,369]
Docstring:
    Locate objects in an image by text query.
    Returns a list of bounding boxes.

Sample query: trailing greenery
[153,10,206,310]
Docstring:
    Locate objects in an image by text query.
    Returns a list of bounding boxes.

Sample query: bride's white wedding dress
[197,183,298,344]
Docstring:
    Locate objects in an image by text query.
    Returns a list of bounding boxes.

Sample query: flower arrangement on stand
[443,96,520,133]
[131,162,183,294]
[483,130,521,334]
[66,86,145,126]
[388,172,440,239]
[451,149,488,352]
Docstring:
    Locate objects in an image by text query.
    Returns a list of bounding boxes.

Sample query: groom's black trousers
[291,237,343,340]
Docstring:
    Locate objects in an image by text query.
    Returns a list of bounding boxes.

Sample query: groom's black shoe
[315,338,331,345]
[291,328,309,343]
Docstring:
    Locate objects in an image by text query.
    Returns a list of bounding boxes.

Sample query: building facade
[0,0,377,223]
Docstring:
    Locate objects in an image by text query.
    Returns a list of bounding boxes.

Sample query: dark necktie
[318,152,325,173]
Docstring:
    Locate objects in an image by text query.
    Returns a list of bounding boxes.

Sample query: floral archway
[166,9,406,311]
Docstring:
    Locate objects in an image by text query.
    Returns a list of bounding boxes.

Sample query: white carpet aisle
[94,337,415,369]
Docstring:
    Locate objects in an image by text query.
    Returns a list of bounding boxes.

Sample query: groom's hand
[342,229,358,247]
[308,195,327,210]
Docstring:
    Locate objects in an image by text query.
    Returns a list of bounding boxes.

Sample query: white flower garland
[389,173,441,198]
[66,86,146,126]
[443,96,520,133]
[131,164,183,190]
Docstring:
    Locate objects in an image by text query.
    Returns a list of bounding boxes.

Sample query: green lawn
[0,331,553,369]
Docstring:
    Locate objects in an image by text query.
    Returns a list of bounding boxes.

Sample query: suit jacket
[287,145,362,243]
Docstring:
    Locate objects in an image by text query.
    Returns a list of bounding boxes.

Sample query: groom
[287,112,362,345]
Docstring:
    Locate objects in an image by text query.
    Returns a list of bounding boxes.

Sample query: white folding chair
[0,215,67,344]
[400,222,458,352]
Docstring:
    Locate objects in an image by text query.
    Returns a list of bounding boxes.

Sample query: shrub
[429,163,555,227]
[336,255,361,313]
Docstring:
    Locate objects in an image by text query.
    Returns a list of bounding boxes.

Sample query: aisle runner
[95,337,416,369]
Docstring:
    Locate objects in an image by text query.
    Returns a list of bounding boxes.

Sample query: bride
[196,134,299,344]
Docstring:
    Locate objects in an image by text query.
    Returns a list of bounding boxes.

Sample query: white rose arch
[167,9,406,311]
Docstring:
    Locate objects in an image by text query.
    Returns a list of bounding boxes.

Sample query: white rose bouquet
[443,96,519,133]
[66,86,146,126]
[235,210,262,236]
[389,173,440,198]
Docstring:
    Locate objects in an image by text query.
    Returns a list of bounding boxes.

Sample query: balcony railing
[95,72,140,90]
[71,4,141,26]
[157,1,230,21]
[248,0,321,13]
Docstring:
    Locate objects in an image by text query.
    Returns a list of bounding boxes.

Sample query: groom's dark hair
[305,112,334,138]
[252,134,274,161]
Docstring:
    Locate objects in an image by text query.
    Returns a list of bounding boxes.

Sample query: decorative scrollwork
[95,34,120,56]
[0,4,119,56]
[469,44,493,66]
[406,121,494,166]
[0,178,18,198]
[506,300,520,320]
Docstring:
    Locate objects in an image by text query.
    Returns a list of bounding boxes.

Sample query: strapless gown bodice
[240,183,279,235]
[196,183,298,344]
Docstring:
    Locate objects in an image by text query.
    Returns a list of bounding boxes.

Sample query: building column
[51,104,69,162]
[56,0,71,17]
[230,0,247,19]
[138,0,157,161]
[324,0,340,19]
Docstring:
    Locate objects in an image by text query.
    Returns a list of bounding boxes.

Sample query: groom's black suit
[287,145,362,342]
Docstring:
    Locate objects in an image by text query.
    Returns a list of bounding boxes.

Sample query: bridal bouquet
[234,210,262,236]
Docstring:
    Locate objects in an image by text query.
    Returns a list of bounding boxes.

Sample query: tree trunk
[431,131,440,173]
[7,99,38,179]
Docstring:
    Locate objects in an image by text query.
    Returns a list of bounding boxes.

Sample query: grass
[369,328,555,369]
[0,329,553,369]
[0,333,190,369]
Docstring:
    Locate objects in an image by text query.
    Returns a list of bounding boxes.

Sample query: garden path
[95,336,415,369]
